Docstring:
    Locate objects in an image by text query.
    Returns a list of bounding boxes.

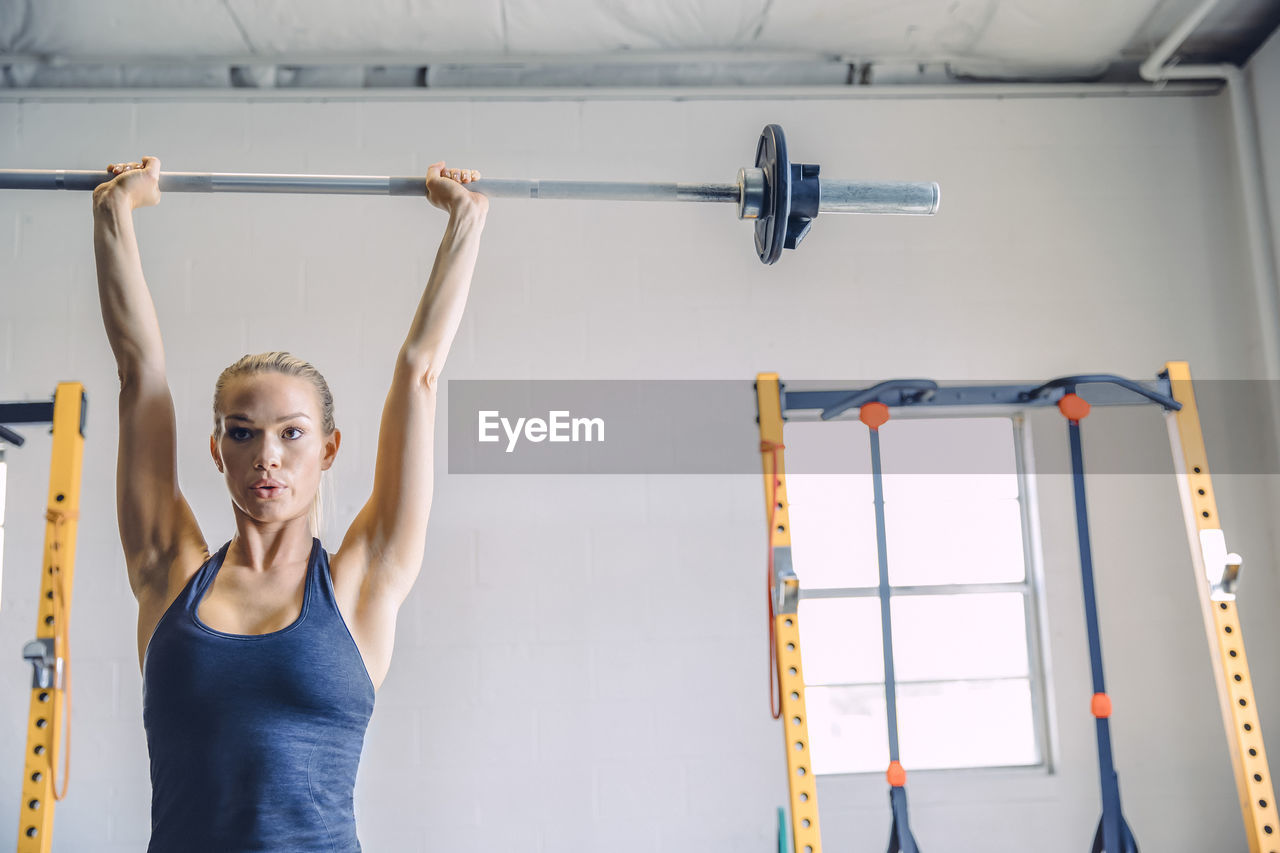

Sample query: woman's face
[210,372,339,526]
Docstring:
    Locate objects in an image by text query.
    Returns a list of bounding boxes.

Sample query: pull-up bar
[0,124,940,265]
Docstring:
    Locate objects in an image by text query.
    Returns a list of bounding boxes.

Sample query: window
[782,415,1048,775]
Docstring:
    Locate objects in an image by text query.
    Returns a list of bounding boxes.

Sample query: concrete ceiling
[0,0,1277,88]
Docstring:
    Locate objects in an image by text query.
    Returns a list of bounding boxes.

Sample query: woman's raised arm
[337,163,487,616]
[93,157,205,601]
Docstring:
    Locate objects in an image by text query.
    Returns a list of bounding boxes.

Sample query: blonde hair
[213,351,336,538]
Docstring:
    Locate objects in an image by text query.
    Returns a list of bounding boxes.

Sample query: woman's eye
[230,428,250,440]
[283,427,304,440]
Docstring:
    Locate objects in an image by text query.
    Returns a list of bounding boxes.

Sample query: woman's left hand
[425,161,489,218]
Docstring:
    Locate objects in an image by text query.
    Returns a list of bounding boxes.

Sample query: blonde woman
[92,155,486,852]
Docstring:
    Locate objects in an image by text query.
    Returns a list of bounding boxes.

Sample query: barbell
[0,124,939,265]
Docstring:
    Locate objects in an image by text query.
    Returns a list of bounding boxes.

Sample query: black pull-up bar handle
[819,379,940,420]
[1023,374,1182,411]
[0,424,26,446]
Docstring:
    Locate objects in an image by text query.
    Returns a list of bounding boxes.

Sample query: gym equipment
[3,384,87,853]
[0,124,940,265]
[860,400,922,853]
[757,364,1276,853]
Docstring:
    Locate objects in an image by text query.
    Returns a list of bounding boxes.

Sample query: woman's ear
[210,434,223,473]
[321,428,341,471]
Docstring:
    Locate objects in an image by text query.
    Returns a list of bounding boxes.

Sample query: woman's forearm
[400,208,486,381]
[93,194,166,379]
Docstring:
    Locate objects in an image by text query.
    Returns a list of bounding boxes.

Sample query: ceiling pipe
[1141,0,1280,383]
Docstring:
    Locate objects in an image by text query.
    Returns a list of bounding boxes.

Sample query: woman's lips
[251,485,284,499]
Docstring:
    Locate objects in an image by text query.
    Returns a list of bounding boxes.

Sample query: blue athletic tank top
[142,538,376,853]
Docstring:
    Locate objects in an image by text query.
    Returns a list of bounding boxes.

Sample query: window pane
[781,420,869,476]
[797,598,883,686]
[879,417,1018,477]
[806,679,1039,774]
[806,684,886,774]
[786,475,877,589]
[880,418,1019,503]
[891,593,1029,681]
[885,498,1026,586]
[897,680,1039,770]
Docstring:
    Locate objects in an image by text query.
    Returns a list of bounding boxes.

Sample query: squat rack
[756,362,1275,853]
[3,383,87,853]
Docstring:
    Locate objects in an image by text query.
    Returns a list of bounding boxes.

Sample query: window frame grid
[795,413,1055,777]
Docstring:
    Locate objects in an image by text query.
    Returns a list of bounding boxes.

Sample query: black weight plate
[754,124,791,265]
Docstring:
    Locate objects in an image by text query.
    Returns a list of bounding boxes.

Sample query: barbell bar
[0,124,939,265]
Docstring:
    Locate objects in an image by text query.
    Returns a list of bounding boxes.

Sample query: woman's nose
[253,436,282,468]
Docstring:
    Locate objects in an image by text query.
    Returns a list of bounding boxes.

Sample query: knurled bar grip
[0,169,941,216]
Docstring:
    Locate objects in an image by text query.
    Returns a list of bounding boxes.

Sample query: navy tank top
[142,538,376,853]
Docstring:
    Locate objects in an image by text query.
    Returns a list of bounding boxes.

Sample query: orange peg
[1058,393,1091,421]
[860,402,890,430]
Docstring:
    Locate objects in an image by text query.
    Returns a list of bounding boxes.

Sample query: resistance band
[1059,391,1139,853]
[862,402,921,853]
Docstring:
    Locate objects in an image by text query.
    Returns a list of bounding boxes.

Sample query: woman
[92,155,487,852]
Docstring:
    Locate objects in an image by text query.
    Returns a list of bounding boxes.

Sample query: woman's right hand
[93,156,162,212]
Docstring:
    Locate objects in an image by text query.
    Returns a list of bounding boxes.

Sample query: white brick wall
[1,88,1278,853]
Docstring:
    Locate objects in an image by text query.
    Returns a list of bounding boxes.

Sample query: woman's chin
[234,499,303,523]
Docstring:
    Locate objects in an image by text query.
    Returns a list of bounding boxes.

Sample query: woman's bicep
[339,357,436,598]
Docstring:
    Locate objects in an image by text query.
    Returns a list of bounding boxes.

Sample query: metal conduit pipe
[1141,0,1280,384]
